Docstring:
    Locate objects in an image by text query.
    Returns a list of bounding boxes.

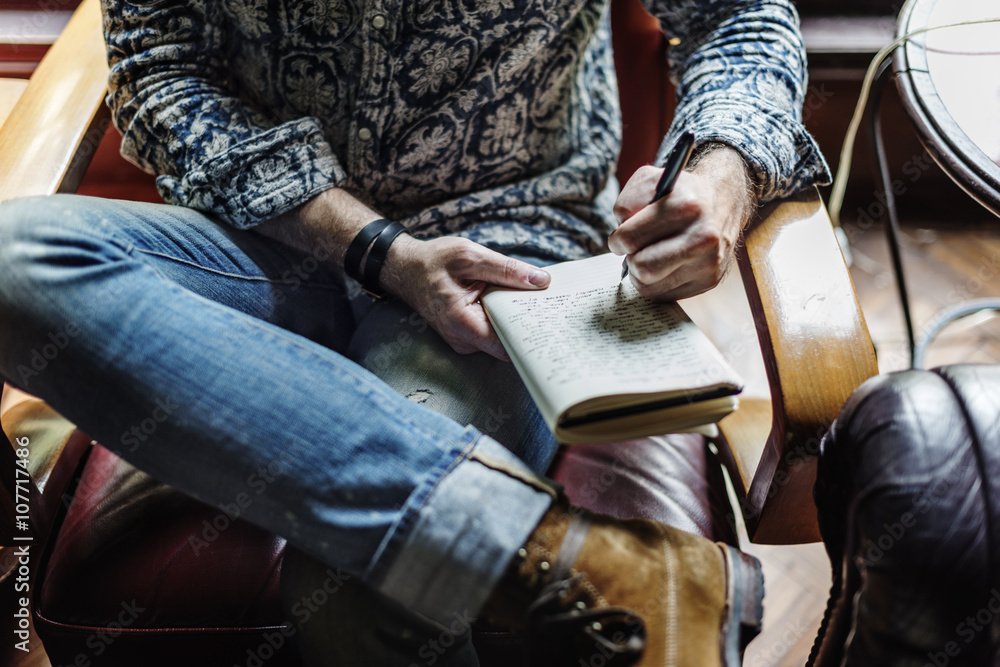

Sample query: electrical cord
[825,14,1000,369]
[867,59,917,367]
[828,15,1000,228]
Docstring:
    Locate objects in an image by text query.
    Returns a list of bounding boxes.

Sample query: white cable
[827,16,1000,229]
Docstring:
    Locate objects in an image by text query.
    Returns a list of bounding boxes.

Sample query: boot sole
[719,546,764,667]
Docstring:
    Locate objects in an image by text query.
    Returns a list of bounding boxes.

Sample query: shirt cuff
[660,92,832,203]
[155,117,346,229]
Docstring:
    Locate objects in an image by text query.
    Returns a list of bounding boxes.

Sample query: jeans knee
[0,197,118,340]
[0,196,52,291]
[0,195,118,298]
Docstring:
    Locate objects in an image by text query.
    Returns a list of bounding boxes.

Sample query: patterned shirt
[102,0,830,261]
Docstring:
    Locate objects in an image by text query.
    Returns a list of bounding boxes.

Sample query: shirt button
[371,15,386,30]
[357,127,373,141]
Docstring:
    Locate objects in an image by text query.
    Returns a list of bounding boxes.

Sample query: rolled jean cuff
[372,431,556,625]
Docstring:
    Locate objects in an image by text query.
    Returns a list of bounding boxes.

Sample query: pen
[621,131,696,280]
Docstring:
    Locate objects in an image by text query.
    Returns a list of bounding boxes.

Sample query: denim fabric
[349,293,558,475]
[0,194,556,625]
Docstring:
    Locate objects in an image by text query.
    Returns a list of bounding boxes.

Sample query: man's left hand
[608,144,756,301]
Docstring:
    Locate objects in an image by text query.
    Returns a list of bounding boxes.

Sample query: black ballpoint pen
[621,131,696,280]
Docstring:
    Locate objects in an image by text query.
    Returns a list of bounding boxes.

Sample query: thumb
[463,246,550,289]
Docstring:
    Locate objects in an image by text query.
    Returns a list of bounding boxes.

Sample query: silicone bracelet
[343,218,392,282]
[361,221,408,298]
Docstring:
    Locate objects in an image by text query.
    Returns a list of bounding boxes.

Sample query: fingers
[388,236,546,360]
[626,228,734,300]
[435,297,511,361]
[609,164,703,255]
[611,160,745,300]
[448,241,550,290]
[616,181,734,300]
[457,312,511,361]
[613,165,661,223]
[609,188,701,257]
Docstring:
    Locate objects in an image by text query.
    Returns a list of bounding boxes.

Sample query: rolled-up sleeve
[101,0,347,228]
[644,0,831,202]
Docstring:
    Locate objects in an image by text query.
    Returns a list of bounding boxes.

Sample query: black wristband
[344,218,392,282]
[361,221,408,298]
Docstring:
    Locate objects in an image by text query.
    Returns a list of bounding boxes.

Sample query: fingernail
[528,268,550,287]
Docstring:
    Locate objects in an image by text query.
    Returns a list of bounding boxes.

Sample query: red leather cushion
[550,434,735,542]
[36,444,297,666]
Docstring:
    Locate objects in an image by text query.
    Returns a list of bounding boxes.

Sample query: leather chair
[0,0,878,664]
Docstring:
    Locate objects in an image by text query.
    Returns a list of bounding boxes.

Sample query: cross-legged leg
[0,194,554,626]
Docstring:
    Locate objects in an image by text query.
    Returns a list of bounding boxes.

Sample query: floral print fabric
[102,0,829,260]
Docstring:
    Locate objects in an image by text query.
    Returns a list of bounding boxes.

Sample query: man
[0,0,828,664]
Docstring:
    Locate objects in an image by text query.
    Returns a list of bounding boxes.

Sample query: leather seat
[30,421,732,666]
[35,444,292,666]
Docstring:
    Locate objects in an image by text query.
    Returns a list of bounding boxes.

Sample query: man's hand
[380,236,551,360]
[255,188,550,360]
[608,144,756,301]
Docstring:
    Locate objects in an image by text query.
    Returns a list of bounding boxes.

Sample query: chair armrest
[0,0,109,203]
[718,186,878,544]
[0,0,106,545]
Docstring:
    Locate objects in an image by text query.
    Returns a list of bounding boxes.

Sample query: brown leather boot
[482,498,764,666]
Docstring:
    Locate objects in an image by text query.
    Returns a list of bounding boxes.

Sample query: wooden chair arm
[0,0,109,203]
[0,0,107,545]
[717,186,878,543]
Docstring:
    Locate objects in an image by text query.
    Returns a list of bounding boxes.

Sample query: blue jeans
[0,194,559,627]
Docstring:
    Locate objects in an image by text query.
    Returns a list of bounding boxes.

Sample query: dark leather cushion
[550,433,735,542]
[36,444,296,666]
[36,431,732,667]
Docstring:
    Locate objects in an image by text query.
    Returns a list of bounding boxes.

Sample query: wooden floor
[3,217,1000,667]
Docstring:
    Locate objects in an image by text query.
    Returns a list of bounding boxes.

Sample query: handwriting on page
[503,285,707,390]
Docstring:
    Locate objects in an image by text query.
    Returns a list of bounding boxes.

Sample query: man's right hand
[380,235,550,361]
